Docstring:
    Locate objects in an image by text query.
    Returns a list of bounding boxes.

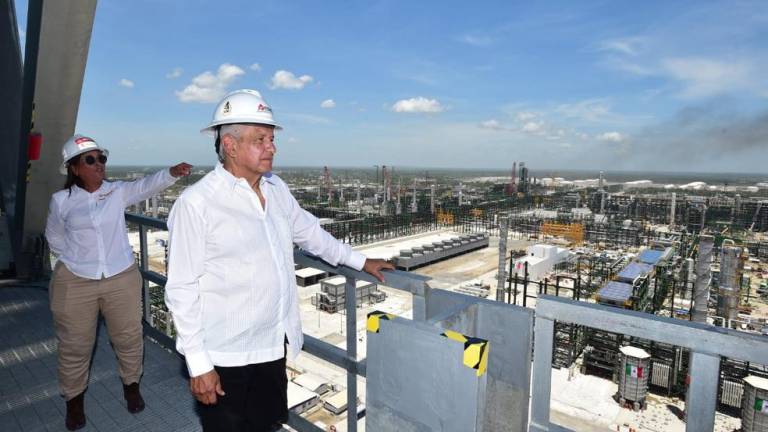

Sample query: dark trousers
[198,357,288,432]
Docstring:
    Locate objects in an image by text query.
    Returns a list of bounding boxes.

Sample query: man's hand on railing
[363,259,396,282]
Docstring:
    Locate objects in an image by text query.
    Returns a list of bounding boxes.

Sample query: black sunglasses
[83,154,108,165]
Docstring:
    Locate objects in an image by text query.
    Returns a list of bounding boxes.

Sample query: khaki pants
[50,262,144,400]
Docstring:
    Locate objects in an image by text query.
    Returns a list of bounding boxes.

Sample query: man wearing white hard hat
[164,89,393,432]
[45,135,192,430]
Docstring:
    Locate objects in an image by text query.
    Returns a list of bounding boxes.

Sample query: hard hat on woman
[59,134,110,175]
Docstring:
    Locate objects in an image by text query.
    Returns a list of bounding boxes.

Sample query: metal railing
[125,212,431,432]
[529,295,768,432]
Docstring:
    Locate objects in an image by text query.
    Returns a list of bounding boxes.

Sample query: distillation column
[692,235,713,323]
[717,243,743,324]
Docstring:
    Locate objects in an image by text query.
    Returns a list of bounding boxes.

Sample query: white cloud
[521,121,544,133]
[598,37,646,56]
[661,57,754,98]
[479,119,504,130]
[176,63,245,103]
[320,99,336,109]
[459,33,493,47]
[165,67,183,79]
[118,78,134,88]
[555,98,613,122]
[391,97,444,113]
[250,63,262,72]
[270,70,314,90]
[516,111,538,122]
[597,131,626,142]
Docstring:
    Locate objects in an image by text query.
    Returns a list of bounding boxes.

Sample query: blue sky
[15,0,768,172]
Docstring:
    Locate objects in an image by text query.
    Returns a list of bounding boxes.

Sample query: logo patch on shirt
[97,190,114,201]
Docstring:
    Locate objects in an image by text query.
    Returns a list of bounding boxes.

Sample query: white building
[513,244,570,281]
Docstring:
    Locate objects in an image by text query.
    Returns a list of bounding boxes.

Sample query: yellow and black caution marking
[366,310,396,333]
[441,330,489,377]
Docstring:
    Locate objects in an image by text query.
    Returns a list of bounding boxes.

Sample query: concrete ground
[549,366,741,432]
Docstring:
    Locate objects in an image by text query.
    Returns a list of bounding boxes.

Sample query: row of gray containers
[394,233,489,271]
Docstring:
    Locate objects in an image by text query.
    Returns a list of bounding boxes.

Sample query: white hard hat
[201,89,282,136]
[59,134,109,175]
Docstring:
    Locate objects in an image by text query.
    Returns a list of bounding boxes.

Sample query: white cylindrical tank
[742,375,768,432]
[618,346,651,410]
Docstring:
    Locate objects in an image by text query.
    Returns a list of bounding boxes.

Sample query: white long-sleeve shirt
[164,164,366,377]
[45,169,178,279]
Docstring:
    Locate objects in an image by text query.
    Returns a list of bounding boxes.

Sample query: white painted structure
[287,381,320,414]
[513,244,570,281]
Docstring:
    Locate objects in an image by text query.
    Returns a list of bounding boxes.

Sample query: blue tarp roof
[598,281,634,303]
[617,262,654,283]
[638,249,664,265]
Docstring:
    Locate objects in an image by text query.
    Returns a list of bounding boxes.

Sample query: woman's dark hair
[63,156,85,195]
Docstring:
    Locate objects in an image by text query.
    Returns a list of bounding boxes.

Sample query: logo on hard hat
[74,137,95,149]
[223,101,232,115]
[257,104,272,113]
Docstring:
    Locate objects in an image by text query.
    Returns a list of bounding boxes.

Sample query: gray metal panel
[426,289,533,432]
[0,0,24,229]
[638,249,664,265]
[685,352,719,432]
[366,317,486,432]
[598,281,633,303]
[617,262,653,283]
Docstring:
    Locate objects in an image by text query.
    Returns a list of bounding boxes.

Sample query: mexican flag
[625,365,643,378]
[756,398,768,414]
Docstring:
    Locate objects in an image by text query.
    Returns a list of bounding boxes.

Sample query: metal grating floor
[0,283,203,432]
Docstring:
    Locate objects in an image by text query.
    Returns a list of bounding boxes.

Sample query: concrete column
[19,0,98,277]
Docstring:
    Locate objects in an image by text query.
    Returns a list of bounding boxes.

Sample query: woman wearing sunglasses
[45,134,192,430]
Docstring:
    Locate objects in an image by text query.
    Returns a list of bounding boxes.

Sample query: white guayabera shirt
[45,169,177,279]
[164,163,366,377]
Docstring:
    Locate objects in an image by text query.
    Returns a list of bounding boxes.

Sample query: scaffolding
[541,221,585,244]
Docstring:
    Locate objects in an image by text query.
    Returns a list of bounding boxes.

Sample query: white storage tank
[742,375,768,432]
[618,346,650,410]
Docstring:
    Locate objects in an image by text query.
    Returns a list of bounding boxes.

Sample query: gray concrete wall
[366,316,487,431]
[18,0,97,276]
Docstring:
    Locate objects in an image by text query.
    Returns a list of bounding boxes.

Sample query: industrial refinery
[115,162,768,432]
[2,1,768,431]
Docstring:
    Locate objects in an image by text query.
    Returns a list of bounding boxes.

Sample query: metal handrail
[530,294,768,432]
[125,212,431,432]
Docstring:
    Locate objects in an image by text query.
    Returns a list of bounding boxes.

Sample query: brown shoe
[65,392,86,430]
[123,382,145,413]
